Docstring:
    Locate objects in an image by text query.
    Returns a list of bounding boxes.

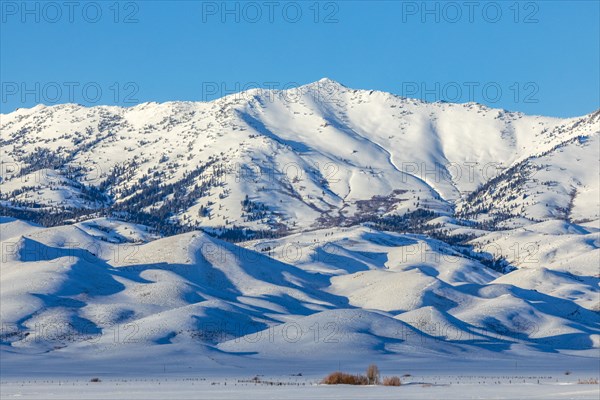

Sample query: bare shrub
[366,364,380,385]
[322,372,368,385]
[578,378,599,384]
[383,376,401,386]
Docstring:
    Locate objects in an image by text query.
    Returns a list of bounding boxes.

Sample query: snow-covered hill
[1,217,598,364]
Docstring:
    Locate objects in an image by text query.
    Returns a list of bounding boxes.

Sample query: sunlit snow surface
[1,81,599,398]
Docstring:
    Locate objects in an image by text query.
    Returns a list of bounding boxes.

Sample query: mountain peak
[317,77,339,84]
[304,77,346,89]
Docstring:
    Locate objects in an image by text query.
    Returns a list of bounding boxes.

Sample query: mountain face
[1,80,599,368]
[1,79,598,236]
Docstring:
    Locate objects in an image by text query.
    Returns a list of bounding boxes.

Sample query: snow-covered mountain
[2,79,598,235]
[1,80,599,373]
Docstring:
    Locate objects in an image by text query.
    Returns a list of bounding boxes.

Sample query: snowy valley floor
[2,374,599,400]
[2,353,599,399]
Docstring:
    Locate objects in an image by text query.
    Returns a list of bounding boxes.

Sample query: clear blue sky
[1,1,598,117]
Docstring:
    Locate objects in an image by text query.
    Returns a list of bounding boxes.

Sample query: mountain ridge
[1,80,598,236]
[4,78,597,120]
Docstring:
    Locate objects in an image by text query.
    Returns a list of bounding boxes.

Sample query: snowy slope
[1,218,598,364]
[2,80,597,233]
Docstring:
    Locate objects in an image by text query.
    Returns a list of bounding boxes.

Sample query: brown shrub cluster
[382,376,402,386]
[322,364,402,386]
[321,371,368,385]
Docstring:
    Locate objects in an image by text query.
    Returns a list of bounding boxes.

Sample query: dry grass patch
[578,378,599,384]
[322,364,400,386]
[383,376,401,386]
[321,372,368,385]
